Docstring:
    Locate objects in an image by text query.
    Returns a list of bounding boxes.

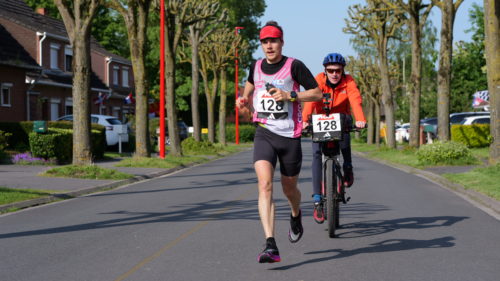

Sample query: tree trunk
[375,97,381,147]
[484,0,500,164]
[72,36,93,165]
[437,0,455,141]
[165,46,181,156]
[367,97,375,144]
[207,76,218,143]
[54,0,101,165]
[125,3,151,158]
[190,32,202,142]
[409,12,422,148]
[218,69,227,145]
[378,39,396,148]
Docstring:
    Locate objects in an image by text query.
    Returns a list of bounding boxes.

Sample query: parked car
[450,111,490,125]
[57,114,129,146]
[460,115,490,125]
[396,123,410,142]
[152,119,189,146]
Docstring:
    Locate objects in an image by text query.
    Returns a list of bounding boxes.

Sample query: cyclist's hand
[270,88,288,102]
[355,121,367,129]
[236,97,248,109]
[302,121,309,129]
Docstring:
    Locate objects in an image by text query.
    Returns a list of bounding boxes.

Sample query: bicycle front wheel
[325,159,337,238]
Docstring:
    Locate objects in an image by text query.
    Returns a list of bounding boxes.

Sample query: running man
[302,52,366,224]
[236,21,322,263]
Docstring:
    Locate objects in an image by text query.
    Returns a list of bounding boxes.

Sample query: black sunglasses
[325,68,343,74]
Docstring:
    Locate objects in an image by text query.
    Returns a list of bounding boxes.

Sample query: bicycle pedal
[346,197,351,202]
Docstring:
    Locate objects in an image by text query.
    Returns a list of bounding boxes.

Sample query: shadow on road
[270,236,456,270]
[336,216,469,238]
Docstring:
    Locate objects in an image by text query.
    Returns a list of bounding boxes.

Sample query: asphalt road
[1,139,499,281]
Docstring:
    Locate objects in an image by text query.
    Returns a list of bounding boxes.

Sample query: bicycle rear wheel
[325,159,337,238]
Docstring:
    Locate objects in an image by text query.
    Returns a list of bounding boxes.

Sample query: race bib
[255,89,288,120]
[311,113,343,142]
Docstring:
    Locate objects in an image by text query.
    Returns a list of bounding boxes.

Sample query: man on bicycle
[236,21,322,263]
[302,53,366,224]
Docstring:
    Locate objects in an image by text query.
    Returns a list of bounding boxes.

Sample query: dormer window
[65,45,73,72]
[50,43,60,70]
[122,67,129,87]
[113,66,119,86]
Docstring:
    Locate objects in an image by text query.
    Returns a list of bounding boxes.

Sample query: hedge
[223,123,256,143]
[0,121,106,154]
[451,124,491,148]
[29,127,106,163]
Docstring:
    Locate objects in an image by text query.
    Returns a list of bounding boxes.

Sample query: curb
[353,151,500,221]
[0,163,191,213]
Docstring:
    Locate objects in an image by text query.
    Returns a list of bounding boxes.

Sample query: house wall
[0,65,28,122]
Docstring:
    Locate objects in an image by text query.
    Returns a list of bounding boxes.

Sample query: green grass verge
[352,142,499,200]
[41,165,133,180]
[442,164,500,201]
[0,187,54,206]
[116,155,209,169]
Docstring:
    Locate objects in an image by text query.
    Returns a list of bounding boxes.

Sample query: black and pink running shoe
[257,246,281,263]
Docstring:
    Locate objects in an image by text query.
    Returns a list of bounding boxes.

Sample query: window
[113,66,119,86]
[65,46,73,72]
[65,97,73,115]
[1,83,12,107]
[122,67,129,87]
[50,43,60,69]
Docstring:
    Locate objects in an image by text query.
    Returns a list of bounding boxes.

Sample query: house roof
[0,0,131,63]
[0,23,42,70]
[0,0,68,41]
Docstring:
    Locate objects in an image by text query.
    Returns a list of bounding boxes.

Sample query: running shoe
[313,202,325,224]
[288,210,303,243]
[257,245,281,263]
[343,166,354,187]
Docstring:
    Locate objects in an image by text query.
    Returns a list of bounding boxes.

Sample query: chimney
[36,8,47,15]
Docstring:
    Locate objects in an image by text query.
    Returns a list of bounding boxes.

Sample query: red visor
[259,26,283,40]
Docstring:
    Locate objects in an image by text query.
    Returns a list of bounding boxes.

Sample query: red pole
[234,27,244,145]
[159,0,165,158]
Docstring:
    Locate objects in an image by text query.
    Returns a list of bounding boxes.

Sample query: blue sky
[251,0,482,76]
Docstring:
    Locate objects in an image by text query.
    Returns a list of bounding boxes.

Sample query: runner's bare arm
[271,86,322,102]
[237,81,254,109]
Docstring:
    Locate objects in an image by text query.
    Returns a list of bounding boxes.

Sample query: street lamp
[234,26,244,145]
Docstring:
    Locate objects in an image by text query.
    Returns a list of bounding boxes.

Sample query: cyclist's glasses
[325,68,342,74]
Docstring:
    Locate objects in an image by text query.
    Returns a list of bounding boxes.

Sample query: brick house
[0,0,135,122]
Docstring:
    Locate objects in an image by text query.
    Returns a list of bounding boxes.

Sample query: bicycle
[308,93,361,238]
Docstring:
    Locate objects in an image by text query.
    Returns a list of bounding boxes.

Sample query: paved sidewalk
[0,158,188,212]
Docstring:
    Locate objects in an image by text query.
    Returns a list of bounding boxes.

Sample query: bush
[29,127,106,163]
[181,137,222,155]
[0,121,106,153]
[29,128,72,163]
[451,124,491,148]
[0,130,12,151]
[416,141,475,165]
[224,123,256,143]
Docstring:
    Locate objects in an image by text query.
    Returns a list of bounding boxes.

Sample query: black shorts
[253,125,302,176]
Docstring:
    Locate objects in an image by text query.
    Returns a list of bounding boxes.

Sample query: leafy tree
[54,0,102,165]
[432,0,464,141]
[344,0,405,148]
[483,0,500,164]
[106,0,153,157]
[450,3,487,113]
[184,0,225,141]
[382,0,434,147]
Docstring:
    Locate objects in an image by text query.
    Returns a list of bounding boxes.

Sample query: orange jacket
[302,73,366,123]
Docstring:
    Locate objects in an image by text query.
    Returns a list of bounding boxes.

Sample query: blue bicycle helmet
[323,53,346,66]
